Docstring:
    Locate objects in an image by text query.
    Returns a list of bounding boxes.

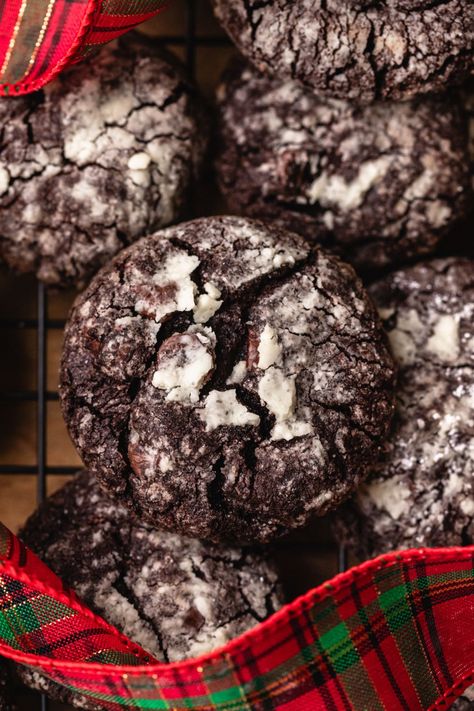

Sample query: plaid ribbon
[0,523,473,709]
[0,0,168,95]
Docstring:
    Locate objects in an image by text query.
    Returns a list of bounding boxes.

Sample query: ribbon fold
[0,0,168,95]
[0,523,473,709]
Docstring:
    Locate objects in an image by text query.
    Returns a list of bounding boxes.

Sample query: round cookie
[0,35,207,288]
[216,61,471,271]
[211,0,473,102]
[18,470,282,709]
[336,258,474,557]
[0,665,14,711]
[59,216,396,544]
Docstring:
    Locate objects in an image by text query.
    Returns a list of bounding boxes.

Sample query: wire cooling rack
[0,2,346,707]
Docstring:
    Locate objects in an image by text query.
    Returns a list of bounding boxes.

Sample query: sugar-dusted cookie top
[19,470,282,708]
[60,216,396,543]
[211,0,473,102]
[216,61,471,270]
[337,258,474,556]
[0,36,207,287]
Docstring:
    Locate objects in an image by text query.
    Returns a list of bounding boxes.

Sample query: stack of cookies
[210,0,474,558]
[0,2,472,708]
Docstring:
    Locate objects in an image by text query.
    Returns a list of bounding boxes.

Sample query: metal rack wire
[0,2,345,707]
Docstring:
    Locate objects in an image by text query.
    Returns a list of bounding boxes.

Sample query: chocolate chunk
[60,216,396,543]
[215,61,471,270]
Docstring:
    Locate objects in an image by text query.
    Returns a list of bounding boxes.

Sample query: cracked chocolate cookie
[335,258,474,557]
[0,35,207,288]
[211,0,473,102]
[0,664,14,711]
[59,215,396,544]
[18,470,282,709]
[216,61,471,271]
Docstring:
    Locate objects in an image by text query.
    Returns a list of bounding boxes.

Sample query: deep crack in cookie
[210,0,473,102]
[0,36,207,288]
[60,216,396,543]
[18,470,282,709]
[216,61,471,271]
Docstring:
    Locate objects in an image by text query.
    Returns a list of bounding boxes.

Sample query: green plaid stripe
[321,598,385,710]
[378,564,440,706]
[204,658,251,710]
[0,587,76,648]
[0,540,473,711]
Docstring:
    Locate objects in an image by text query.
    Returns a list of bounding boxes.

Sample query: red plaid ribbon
[0,522,473,710]
[0,0,168,96]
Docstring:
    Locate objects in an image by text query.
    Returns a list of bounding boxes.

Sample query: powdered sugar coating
[336,258,474,556]
[200,389,261,430]
[216,62,471,270]
[152,326,216,404]
[18,471,282,710]
[60,216,395,544]
[211,0,473,102]
[0,36,207,287]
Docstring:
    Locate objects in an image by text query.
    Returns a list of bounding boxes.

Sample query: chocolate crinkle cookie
[0,664,14,711]
[335,258,474,557]
[60,216,396,544]
[0,35,207,288]
[18,470,282,710]
[216,61,471,271]
[210,0,473,102]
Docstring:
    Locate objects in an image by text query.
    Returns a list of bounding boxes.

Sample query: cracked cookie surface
[60,216,396,543]
[0,36,207,288]
[216,61,471,271]
[211,0,473,102]
[335,258,474,556]
[18,470,282,709]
